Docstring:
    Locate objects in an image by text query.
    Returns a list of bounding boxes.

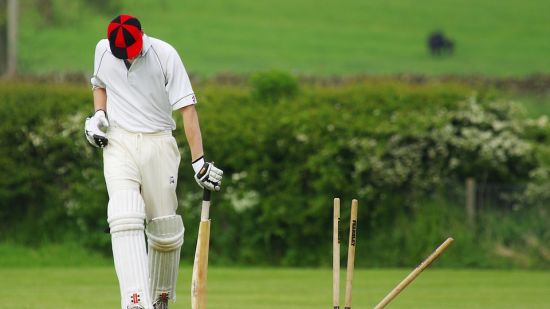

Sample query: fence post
[465,177,476,225]
[5,0,17,77]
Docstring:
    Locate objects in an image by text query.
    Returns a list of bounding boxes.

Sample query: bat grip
[203,189,211,202]
[201,189,211,221]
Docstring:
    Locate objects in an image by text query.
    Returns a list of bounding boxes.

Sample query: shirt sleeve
[165,47,196,110]
[90,41,107,90]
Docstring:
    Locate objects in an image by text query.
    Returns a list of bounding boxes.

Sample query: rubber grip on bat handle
[203,189,211,202]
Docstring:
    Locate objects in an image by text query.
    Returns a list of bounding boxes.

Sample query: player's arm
[180,104,204,162]
[180,105,223,191]
[93,87,107,112]
[85,41,110,148]
[85,87,109,148]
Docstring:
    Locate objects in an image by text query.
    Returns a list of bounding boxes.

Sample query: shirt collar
[141,34,152,55]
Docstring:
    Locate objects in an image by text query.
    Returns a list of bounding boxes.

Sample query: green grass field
[19,0,550,76]
[0,267,549,308]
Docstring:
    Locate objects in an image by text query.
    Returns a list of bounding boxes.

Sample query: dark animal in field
[427,31,455,56]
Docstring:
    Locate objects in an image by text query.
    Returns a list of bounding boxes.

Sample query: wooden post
[0,0,6,74]
[333,198,340,309]
[6,0,17,77]
[466,178,476,225]
[344,199,358,309]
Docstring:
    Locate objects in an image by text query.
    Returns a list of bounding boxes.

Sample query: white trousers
[104,127,183,309]
[104,126,181,220]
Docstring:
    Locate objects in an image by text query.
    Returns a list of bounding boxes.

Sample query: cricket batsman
[84,14,223,309]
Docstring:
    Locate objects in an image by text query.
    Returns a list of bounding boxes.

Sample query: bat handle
[203,189,211,202]
[201,189,211,221]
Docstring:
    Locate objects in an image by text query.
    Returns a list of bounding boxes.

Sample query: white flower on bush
[295,133,308,143]
[523,167,550,206]
[225,186,259,213]
[61,112,85,138]
[28,131,44,147]
[232,171,248,182]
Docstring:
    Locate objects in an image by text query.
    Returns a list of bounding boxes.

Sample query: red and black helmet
[107,14,143,60]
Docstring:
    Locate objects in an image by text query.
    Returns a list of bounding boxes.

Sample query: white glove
[84,110,109,148]
[192,157,223,191]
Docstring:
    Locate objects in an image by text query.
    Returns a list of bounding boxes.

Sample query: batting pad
[108,190,153,309]
[146,215,184,302]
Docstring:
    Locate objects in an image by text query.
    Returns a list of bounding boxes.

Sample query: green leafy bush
[0,83,109,249]
[250,70,299,103]
[0,80,548,268]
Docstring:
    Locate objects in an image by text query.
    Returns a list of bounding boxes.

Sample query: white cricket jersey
[90,34,196,133]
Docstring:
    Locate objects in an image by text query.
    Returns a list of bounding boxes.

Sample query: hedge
[1,75,548,268]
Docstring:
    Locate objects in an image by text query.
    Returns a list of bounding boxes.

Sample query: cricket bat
[191,189,212,309]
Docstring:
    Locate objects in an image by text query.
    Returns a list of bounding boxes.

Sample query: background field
[2,242,550,308]
[18,0,550,76]
[1,267,549,309]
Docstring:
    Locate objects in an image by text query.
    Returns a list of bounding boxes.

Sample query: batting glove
[192,157,223,191]
[84,109,109,148]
